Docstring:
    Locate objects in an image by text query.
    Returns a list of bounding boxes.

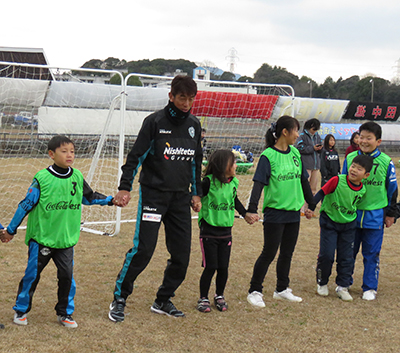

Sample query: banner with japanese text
[342,101,400,121]
[319,123,360,140]
[271,96,348,123]
[319,123,400,141]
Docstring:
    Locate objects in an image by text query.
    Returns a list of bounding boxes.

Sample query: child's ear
[48,150,55,159]
[364,172,370,179]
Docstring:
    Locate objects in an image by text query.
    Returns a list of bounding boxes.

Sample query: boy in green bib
[0,135,114,328]
[307,155,372,301]
[342,122,398,301]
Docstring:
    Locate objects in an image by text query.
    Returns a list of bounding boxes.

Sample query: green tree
[384,85,400,104]
[349,77,389,103]
[126,58,196,76]
[103,57,127,70]
[237,76,253,83]
[293,76,314,98]
[110,73,142,86]
[334,76,360,100]
[313,77,335,99]
[220,71,236,81]
[254,64,299,87]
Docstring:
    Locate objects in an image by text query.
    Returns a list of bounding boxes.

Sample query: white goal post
[0,62,295,236]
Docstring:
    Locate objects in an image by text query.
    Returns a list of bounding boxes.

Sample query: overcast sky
[4,0,400,83]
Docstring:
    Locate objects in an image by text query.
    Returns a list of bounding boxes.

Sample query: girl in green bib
[197,150,256,313]
[246,116,315,307]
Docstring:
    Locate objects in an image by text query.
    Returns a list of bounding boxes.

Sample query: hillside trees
[80,57,400,104]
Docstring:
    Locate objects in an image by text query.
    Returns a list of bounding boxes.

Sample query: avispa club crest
[188,126,195,138]
[163,142,195,161]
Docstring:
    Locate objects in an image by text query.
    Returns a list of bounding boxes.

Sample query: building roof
[0,47,53,80]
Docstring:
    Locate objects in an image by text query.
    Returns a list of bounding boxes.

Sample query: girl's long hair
[204,149,235,184]
[265,115,300,148]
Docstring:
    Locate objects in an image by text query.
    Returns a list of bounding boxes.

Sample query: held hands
[305,209,314,219]
[0,229,14,243]
[314,144,323,151]
[112,190,131,207]
[245,212,259,225]
[385,216,395,228]
[191,196,202,213]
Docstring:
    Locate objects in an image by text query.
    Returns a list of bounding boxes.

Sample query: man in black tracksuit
[108,76,203,321]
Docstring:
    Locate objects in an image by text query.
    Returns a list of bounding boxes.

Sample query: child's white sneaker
[273,288,302,302]
[58,315,78,328]
[336,286,353,301]
[362,289,377,301]
[247,291,266,308]
[317,284,329,296]
[13,312,28,326]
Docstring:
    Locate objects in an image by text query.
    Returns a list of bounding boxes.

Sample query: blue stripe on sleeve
[8,180,40,234]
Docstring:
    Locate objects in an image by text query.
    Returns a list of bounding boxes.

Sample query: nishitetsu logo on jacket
[163,142,195,161]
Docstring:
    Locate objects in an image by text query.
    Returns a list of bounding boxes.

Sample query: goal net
[0,64,294,235]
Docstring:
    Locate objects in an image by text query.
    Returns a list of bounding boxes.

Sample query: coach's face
[169,92,196,113]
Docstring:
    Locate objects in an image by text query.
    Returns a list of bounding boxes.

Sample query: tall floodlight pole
[370,79,374,102]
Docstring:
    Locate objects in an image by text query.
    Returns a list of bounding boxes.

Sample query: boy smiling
[342,122,398,300]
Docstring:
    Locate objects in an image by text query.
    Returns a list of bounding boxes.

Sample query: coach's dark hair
[352,154,373,173]
[204,149,235,184]
[170,75,197,97]
[48,135,74,152]
[303,118,321,132]
[323,134,336,151]
[359,121,382,140]
[265,115,300,148]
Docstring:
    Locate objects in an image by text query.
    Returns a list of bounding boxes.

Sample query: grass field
[1,161,400,352]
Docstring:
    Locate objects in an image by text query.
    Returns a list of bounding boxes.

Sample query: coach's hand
[113,190,131,207]
[385,216,395,228]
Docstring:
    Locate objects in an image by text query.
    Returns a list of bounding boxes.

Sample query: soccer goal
[0,63,294,236]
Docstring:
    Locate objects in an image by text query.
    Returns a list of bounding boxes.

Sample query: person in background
[320,134,340,187]
[345,131,360,157]
[201,128,207,155]
[295,118,322,215]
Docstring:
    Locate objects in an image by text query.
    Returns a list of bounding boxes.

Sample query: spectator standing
[345,131,360,157]
[320,134,340,187]
[295,118,322,214]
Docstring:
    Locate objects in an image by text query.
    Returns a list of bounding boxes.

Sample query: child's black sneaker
[150,300,185,317]
[214,295,228,312]
[197,298,211,313]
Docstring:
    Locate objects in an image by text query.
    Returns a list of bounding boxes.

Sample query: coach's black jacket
[119,101,203,197]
